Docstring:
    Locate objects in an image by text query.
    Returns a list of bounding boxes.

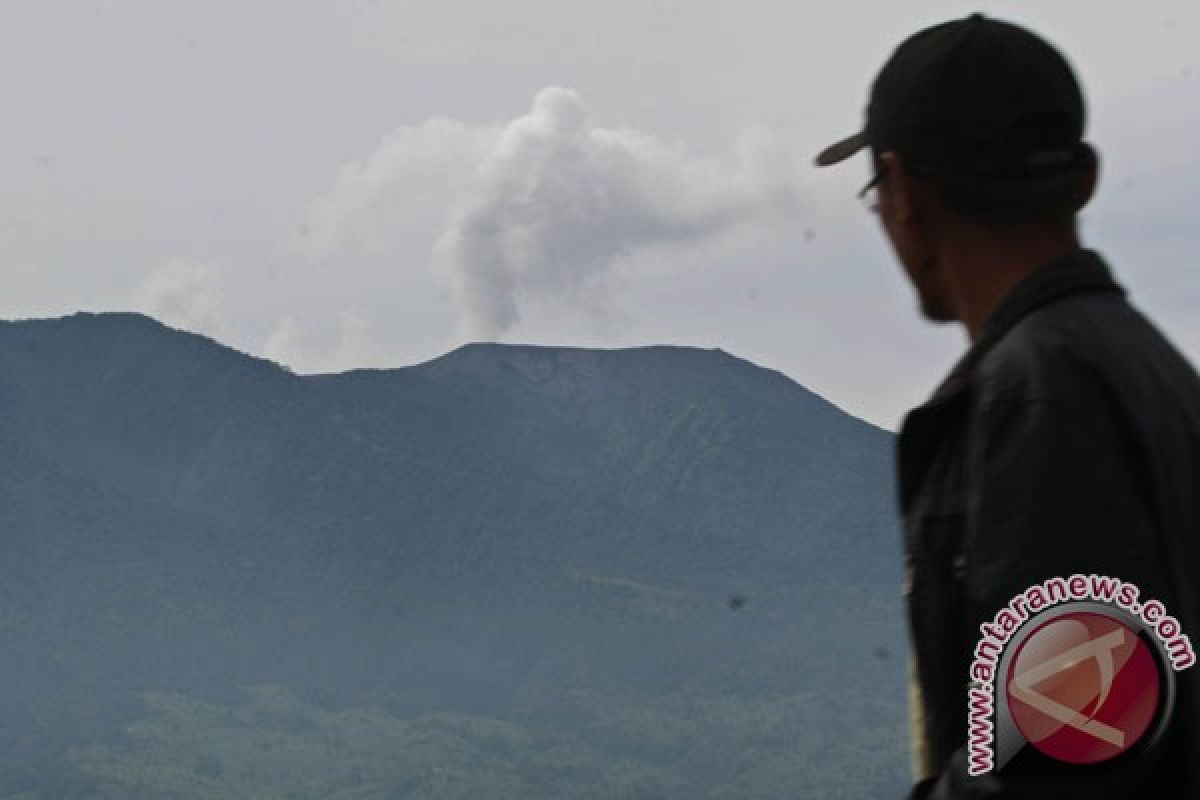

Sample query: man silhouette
[815,13,1200,798]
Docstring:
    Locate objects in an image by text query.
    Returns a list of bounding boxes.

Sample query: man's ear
[1074,142,1100,212]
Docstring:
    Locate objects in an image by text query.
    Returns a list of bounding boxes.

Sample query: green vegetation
[52,684,905,800]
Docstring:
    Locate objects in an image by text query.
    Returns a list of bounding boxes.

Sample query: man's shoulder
[972,290,1118,402]
[977,287,1200,418]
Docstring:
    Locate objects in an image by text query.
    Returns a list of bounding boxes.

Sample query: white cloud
[262,309,383,374]
[304,87,810,341]
[262,315,302,368]
[297,118,498,256]
[133,258,225,336]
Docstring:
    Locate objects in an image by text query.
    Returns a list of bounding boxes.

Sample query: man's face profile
[872,157,957,326]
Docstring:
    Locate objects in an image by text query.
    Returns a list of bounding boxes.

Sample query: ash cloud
[305,87,807,340]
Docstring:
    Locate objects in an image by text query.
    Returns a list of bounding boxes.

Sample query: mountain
[0,312,907,799]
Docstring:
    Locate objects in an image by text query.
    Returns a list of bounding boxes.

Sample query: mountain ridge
[1,311,886,433]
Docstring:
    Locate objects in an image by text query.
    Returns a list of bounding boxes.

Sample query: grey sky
[3,0,1197,429]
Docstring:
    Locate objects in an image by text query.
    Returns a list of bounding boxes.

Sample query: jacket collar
[923,247,1126,407]
[895,248,1125,516]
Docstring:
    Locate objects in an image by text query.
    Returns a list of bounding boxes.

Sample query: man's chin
[918,298,956,325]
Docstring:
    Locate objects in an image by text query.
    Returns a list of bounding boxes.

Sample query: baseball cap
[815,13,1092,181]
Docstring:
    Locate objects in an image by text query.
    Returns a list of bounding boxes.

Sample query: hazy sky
[3,1,1197,429]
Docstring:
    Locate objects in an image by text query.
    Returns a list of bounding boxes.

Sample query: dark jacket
[897,247,1200,798]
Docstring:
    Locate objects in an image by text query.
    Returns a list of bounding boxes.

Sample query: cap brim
[814,131,869,167]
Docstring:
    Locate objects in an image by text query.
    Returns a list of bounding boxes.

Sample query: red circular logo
[1005,611,1162,764]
